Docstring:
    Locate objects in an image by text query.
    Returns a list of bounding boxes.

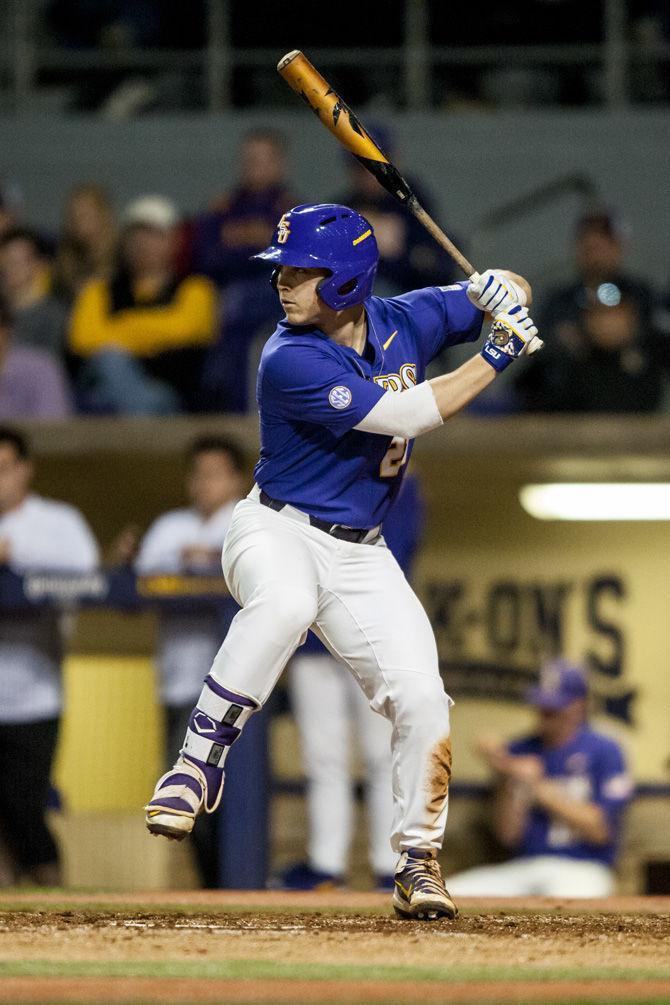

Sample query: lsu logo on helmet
[277,214,291,244]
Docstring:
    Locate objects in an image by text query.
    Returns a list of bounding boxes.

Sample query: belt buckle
[328,524,341,537]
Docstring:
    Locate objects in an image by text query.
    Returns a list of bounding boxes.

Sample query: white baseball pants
[212,490,453,854]
[446,855,616,897]
[289,652,396,877]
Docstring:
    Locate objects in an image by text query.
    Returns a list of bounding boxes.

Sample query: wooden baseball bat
[277,49,475,278]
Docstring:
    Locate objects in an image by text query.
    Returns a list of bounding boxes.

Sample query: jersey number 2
[380,436,409,478]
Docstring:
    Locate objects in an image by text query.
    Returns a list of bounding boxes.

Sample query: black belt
[259,489,380,545]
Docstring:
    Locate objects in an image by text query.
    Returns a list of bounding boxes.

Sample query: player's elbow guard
[354,382,443,439]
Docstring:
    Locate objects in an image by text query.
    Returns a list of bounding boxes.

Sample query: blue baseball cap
[526,659,588,711]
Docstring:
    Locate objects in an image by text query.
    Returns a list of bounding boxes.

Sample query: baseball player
[445,661,633,897]
[0,425,99,885]
[146,203,538,920]
[134,435,245,886]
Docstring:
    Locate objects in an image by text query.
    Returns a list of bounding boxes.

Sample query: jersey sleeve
[387,282,484,364]
[507,736,537,756]
[592,741,634,831]
[262,341,387,437]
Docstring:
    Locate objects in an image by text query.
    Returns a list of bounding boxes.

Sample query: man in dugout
[445,660,633,897]
[0,426,99,885]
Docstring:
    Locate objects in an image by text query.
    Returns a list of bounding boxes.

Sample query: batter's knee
[384,672,452,731]
[257,583,318,640]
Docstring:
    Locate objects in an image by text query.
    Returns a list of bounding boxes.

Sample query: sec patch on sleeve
[329,385,352,409]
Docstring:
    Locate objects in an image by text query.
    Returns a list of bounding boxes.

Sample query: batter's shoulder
[260,325,338,384]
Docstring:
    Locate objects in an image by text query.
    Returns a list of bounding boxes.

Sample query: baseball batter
[146,203,538,920]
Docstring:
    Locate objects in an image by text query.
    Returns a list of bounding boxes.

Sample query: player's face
[0,444,32,513]
[537,698,585,746]
[276,266,331,325]
[187,450,243,517]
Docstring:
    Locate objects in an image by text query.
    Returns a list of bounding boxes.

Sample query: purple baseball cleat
[392,848,458,921]
[144,756,223,840]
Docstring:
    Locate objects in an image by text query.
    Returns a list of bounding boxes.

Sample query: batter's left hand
[467,269,529,317]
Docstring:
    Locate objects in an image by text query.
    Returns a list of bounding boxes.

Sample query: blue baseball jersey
[508,726,632,866]
[254,282,483,528]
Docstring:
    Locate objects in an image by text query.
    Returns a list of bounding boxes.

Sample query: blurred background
[0,0,668,896]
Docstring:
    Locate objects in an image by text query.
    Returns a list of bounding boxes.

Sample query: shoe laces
[403,855,446,895]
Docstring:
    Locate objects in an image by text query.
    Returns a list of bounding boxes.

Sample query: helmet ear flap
[270,268,279,290]
[315,269,335,300]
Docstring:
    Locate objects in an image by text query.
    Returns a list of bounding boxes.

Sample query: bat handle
[411,200,543,354]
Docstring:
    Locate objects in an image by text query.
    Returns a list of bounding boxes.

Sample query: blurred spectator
[53,184,117,303]
[0,426,99,886]
[114,435,245,885]
[44,0,207,114]
[189,130,294,412]
[69,195,217,414]
[0,181,23,240]
[516,292,669,412]
[0,228,67,359]
[278,475,424,892]
[536,209,656,345]
[515,208,668,412]
[0,298,72,419]
[332,124,459,295]
[445,661,633,897]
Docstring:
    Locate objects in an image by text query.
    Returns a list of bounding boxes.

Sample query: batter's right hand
[467,269,527,317]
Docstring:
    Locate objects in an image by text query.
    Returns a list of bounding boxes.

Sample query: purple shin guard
[182,676,258,812]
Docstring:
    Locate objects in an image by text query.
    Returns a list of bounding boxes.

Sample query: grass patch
[2,959,670,983]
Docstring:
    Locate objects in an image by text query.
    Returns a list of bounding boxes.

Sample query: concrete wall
[2,110,669,292]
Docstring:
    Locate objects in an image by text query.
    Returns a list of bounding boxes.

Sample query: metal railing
[2,0,670,114]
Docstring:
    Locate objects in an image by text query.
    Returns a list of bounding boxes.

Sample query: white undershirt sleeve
[354,381,443,439]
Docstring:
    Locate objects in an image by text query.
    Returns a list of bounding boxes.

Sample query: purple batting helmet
[251,203,378,310]
[526,659,589,712]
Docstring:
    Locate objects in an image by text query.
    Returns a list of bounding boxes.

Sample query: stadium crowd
[1,126,670,420]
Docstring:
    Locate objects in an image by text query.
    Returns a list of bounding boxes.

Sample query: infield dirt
[1,892,669,1004]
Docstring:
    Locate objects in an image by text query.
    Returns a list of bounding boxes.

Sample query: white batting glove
[467,269,527,318]
[480,305,543,372]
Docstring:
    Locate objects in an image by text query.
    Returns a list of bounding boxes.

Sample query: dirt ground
[1,892,669,1004]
